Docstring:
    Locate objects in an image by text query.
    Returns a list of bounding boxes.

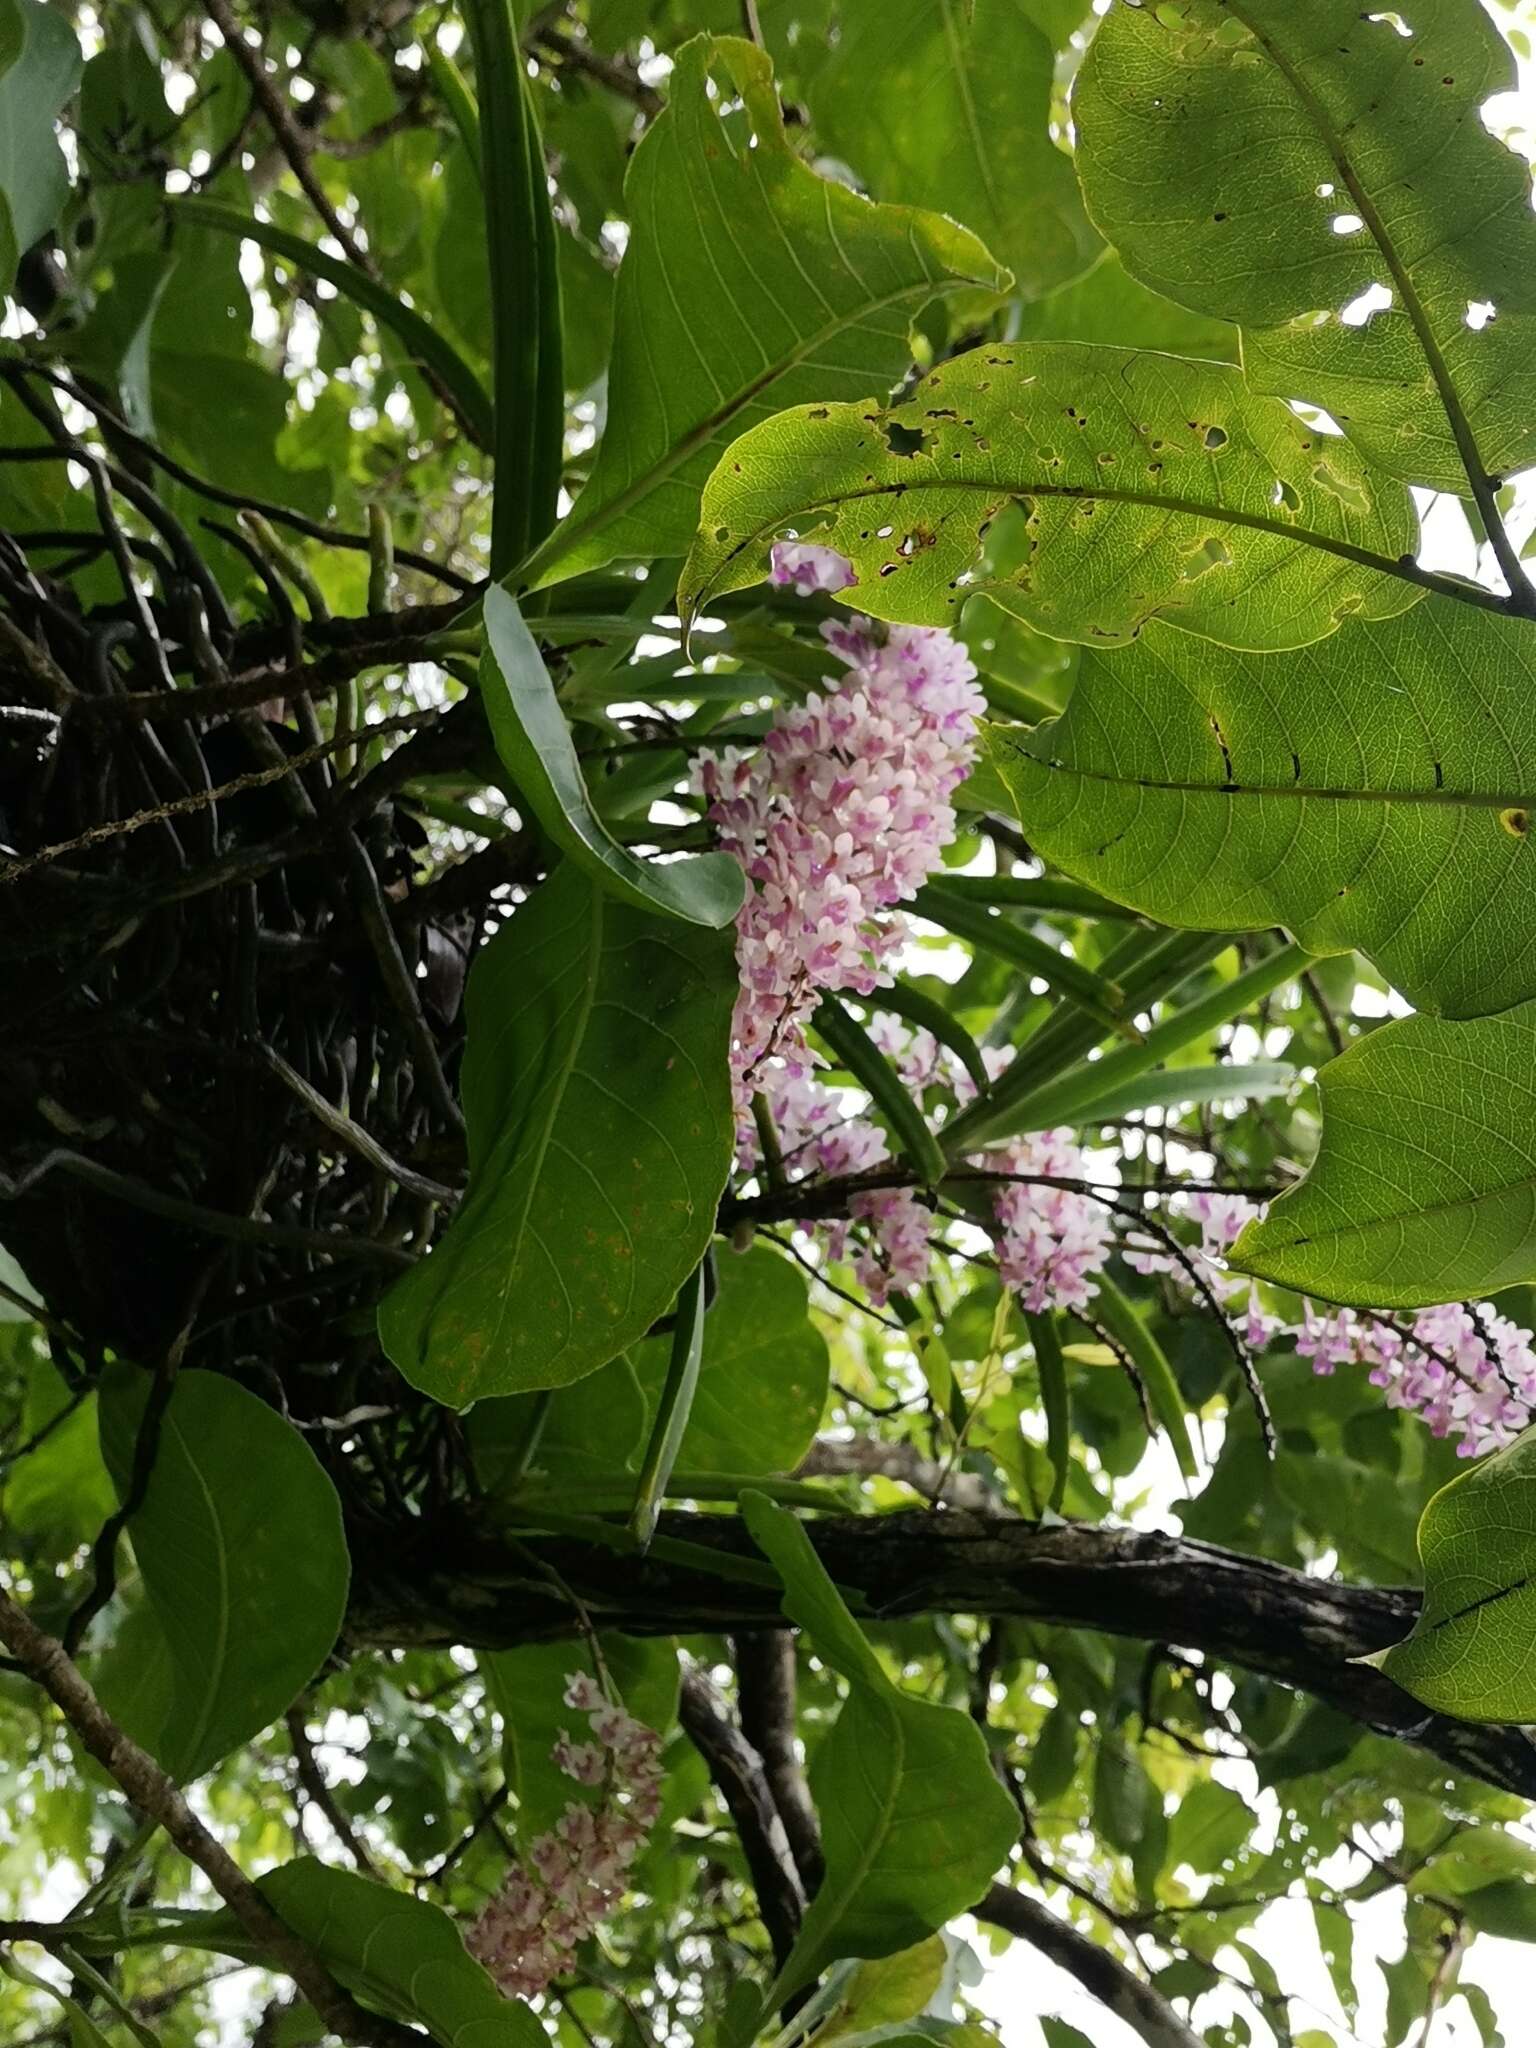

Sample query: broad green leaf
[1074,0,1536,493]
[742,1493,1018,2005]
[1164,1779,1252,1876]
[1377,1429,1536,1722]
[377,866,736,1405]
[679,342,1420,652]
[0,0,81,293]
[482,1634,679,1842]
[163,1859,544,2048]
[175,200,495,449]
[1232,1001,1536,1308]
[476,1241,831,1489]
[94,1369,349,1781]
[1417,1827,1536,1899]
[521,34,1009,586]
[805,0,1097,301]
[480,585,743,927]
[988,598,1536,1020]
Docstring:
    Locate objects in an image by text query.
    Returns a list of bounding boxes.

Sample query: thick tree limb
[347,1511,1536,1803]
[975,1885,1203,2048]
[0,1584,413,2048]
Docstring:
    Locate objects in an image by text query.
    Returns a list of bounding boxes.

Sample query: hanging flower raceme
[1127,1194,1536,1458]
[697,543,986,1147]
[758,1026,1116,1314]
[467,1673,663,2002]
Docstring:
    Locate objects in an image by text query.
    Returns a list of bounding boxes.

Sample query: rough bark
[347,1509,1536,1802]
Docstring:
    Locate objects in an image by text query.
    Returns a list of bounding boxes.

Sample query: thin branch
[731,1632,823,1892]
[677,1665,805,1977]
[976,1883,1204,2048]
[0,1581,416,2048]
[286,1707,384,1880]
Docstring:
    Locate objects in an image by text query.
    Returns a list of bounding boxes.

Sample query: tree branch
[348,1511,1536,1804]
[0,1583,414,2048]
[975,1884,1204,2048]
[732,1632,823,1892]
[677,1665,805,1974]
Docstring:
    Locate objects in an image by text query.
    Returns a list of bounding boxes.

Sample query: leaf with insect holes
[679,341,1419,652]
[1074,0,1536,494]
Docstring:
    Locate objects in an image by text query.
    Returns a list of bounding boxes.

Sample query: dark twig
[677,1664,806,1977]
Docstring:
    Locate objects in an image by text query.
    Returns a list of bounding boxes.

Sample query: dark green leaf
[378,867,737,1404]
[741,1493,1019,2005]
[462,0,563,566]
[813,996,947,1185]
[805,0,1097,301]
[1375,1428,1536,1721]
[0,0,81,292]
[94,1369,349,1781]
[168,1859,544,2048]
[989,598,1536,1020]
[1232,1002,1536,1306]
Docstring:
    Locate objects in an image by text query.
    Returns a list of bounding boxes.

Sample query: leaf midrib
[770,1690,906,2005]
[1226,1,1520,590]
[1004,736,1536,811]
[692,473,1508,619]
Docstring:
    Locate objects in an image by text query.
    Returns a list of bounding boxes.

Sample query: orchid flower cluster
[698,546,1114,1316]
[1128,1193,1536,1459]
[697,541,986,1150]
[467,1673,663,2002]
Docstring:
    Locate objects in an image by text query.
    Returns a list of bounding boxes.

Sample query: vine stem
[0,1582,416,2048]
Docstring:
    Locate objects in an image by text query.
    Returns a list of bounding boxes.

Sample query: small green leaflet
[679,342,1419,652]
[479,584,742,928]
[1232,1000,1536,1308]
[1377,1429,1536,1722]
[520,33,1009,585]
[1075,0,1536,495]
[741,1493,1018,2007]
[987,598,1536,1020]
[94,1369,349,1783]
[377,867,736,1405]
